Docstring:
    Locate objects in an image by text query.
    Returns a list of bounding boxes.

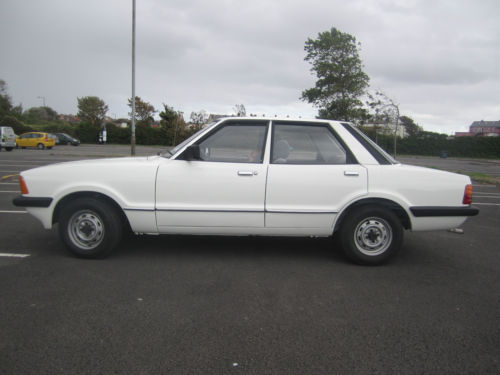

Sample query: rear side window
[341,123,396,165]
[271,123,354,165]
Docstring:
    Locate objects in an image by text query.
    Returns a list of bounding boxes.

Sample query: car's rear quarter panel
[367,164,472,230]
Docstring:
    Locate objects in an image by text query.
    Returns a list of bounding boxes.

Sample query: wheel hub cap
[354,217,393,256]
[68,210,104,250]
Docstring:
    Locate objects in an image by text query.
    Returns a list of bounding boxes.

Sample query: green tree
[159,104,186,145]
[301,27,369,121]
[23,106,58,124]
[399,115,421,137]
[0,79,22,121]
[189,110,208,131]
[77,96,108,127]
[0,80,12,121]
[0,115,32,134]
[127,96,156,126]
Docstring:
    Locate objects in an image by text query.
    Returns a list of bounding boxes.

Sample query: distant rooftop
[470,120,500,128]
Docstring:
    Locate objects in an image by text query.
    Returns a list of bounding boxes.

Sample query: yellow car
[16,132,56,150]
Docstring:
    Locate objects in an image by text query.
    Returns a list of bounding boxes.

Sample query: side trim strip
[154,208,339,214]
[124,208,155,212]
[410,206,479,217]
[12,196,53,208]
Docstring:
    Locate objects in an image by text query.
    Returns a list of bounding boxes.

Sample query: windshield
[162,121,219,158]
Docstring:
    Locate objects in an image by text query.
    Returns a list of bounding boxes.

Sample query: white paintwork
[16,117,475,238]
[265,164,368,231]
[155,159,267,228]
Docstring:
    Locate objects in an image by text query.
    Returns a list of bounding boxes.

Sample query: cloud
[0,0,499,133]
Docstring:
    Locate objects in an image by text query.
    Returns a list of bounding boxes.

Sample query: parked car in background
[47,133,58,144]
[16,132,55,150]
[55,133,80,146]
[13,117,479,264]
[0,126,16,151]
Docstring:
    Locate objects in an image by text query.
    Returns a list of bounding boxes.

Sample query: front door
[155,120,269,231]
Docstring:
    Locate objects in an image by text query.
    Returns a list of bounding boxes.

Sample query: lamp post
[131,0,136,156]
[382,103,400,158]
[37,96,46,107]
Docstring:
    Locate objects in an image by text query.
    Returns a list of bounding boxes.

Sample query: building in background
[455,120,500,137]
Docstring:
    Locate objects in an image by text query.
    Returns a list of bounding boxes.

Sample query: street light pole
[37,96,46,107]
[382,103,400,158]
[131,0,136,156]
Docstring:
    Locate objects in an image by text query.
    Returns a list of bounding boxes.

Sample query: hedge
[366,132,500,159]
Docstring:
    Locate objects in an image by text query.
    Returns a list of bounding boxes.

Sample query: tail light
[463,184,473,205]
[19,175,29,195]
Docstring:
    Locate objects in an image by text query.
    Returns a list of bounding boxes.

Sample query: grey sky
[1,0,499,133]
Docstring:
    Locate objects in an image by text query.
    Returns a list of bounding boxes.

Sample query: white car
[13,118,478,264]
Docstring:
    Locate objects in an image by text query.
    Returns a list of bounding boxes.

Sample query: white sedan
[13,118,479,264]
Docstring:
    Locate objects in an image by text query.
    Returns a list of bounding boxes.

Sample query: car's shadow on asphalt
[111,234,350,264]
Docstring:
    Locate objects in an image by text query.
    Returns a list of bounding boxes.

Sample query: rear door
[265,122,368,233]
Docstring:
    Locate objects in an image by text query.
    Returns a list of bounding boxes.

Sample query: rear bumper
[13,196,53,208]
[410,206,479,217]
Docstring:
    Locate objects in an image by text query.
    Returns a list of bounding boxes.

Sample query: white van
[0,126,16,151]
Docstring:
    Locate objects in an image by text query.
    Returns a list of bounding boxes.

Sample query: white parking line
[0,210,26,214]
[0,191,19,193]
[474,203,500,206]
[0,253,30,258]
[474,195,500,198]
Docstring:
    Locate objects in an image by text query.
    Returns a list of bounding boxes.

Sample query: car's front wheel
[37,143,45,150]
[59,197,123,258]
[339,205,403,265]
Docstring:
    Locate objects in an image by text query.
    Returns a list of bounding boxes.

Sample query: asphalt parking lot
[1,146,499,374]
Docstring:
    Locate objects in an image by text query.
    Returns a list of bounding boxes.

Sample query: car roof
[217,117,347,125]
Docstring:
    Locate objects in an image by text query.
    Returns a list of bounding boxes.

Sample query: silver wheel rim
[68,210,105,250]
[354,217,392,256]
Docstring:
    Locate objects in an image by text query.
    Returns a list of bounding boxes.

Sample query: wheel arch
[52,191,131,231]
[334,198,411,233]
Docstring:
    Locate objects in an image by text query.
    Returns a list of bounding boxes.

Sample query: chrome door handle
[238,171,257,176]
[344,171,359,176]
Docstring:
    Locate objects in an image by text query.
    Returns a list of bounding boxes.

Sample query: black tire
[37,143,45,150]
[58,197,123,258]
[5,147,13,151]
[339,205,403,265]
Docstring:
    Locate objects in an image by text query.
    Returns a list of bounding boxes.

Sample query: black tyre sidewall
[340,205,403,265]
[59,198,123,258]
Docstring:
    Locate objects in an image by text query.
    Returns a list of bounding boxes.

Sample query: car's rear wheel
[339,205,403,265]
[37,143,45,150]
[59,197,123,258]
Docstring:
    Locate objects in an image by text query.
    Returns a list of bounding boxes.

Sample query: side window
[197,123,268,163]
[272,124,348,165]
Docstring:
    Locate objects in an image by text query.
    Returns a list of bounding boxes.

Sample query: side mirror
[183,144,201,161]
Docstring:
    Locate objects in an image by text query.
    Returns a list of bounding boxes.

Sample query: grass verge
[455,171,500,186]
